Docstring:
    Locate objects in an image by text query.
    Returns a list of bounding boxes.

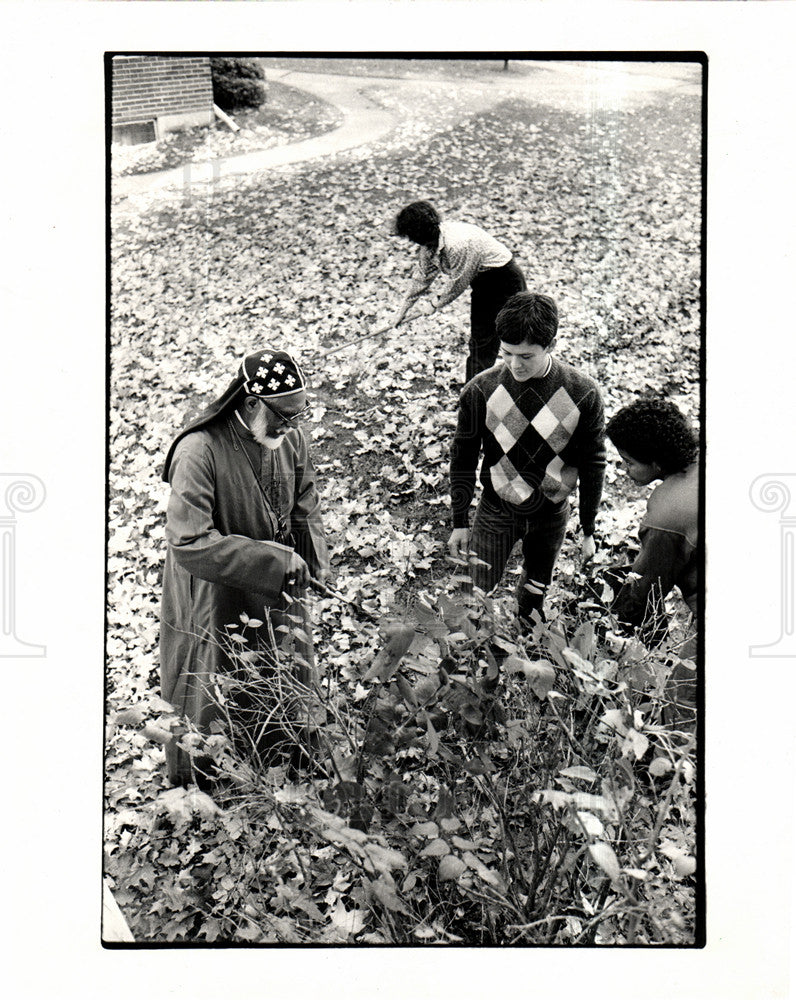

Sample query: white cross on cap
[267,378,280,390]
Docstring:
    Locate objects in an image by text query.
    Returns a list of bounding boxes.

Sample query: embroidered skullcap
[240,349,306,399]
[162,348,306,482]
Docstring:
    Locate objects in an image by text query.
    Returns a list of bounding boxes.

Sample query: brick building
[111,55,214,145]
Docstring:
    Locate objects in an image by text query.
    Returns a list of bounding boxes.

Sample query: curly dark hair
[393,201,441,248]
[606,397,697,475]
[495,291,558,347]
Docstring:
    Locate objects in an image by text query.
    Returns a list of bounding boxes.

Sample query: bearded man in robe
[159,348,330,786]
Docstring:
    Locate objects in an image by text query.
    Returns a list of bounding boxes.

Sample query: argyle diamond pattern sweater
[450,359,606,533]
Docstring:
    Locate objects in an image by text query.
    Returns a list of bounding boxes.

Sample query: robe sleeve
[289,432,330,578]
[165,435,292,600]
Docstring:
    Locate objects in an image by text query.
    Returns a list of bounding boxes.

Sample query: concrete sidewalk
[112,61,700,200]
[113,70,402,198]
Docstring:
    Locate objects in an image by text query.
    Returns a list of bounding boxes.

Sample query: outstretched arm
[575,387,606,561]
[449,382,485,533]
[391,246,438,326]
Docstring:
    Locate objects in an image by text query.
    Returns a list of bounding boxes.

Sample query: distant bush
[211,58,267,112]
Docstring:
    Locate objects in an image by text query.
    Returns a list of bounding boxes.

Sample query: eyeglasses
[261,399,311,428]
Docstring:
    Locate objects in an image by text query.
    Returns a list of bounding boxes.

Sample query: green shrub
[211,58,266,112]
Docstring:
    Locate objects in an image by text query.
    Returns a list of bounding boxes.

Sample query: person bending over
[605,396,699,645]
[388,200,527,380]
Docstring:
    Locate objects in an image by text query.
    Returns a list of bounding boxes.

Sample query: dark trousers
[467,258,527,381]
[469,491,569,620]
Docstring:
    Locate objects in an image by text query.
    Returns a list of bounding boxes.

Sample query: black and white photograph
[105,53,703,947]
[3,1,796,996]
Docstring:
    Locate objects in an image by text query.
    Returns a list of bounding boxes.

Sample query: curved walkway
[112,62,700,200]
[113,71,401,198]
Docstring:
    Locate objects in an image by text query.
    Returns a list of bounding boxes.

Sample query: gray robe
[159,413,329,784]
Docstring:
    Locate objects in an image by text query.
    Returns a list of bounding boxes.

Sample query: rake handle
[307,576,381,622]
[320,309,425,358]
[321,324,393,357]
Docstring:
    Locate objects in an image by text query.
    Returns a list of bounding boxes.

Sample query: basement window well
[112,121,157,146]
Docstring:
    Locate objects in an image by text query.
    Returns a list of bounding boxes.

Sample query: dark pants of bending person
[468,257,527,381]
[469,491,569,622]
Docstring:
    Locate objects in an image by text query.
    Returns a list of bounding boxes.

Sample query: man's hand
[581,534,596,564]
[286,552,310,588]
[448,527,471,562]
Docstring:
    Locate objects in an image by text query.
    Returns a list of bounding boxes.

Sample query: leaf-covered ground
[107,65,701,944]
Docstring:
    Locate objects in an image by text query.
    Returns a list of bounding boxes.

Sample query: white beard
[250,405,284,450]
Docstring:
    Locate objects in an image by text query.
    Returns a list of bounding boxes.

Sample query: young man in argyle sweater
[448,292,605,623]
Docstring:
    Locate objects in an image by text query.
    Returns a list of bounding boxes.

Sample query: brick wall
[111,56,213,125]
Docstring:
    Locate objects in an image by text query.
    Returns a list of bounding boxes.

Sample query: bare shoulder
[645,466,699,537]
